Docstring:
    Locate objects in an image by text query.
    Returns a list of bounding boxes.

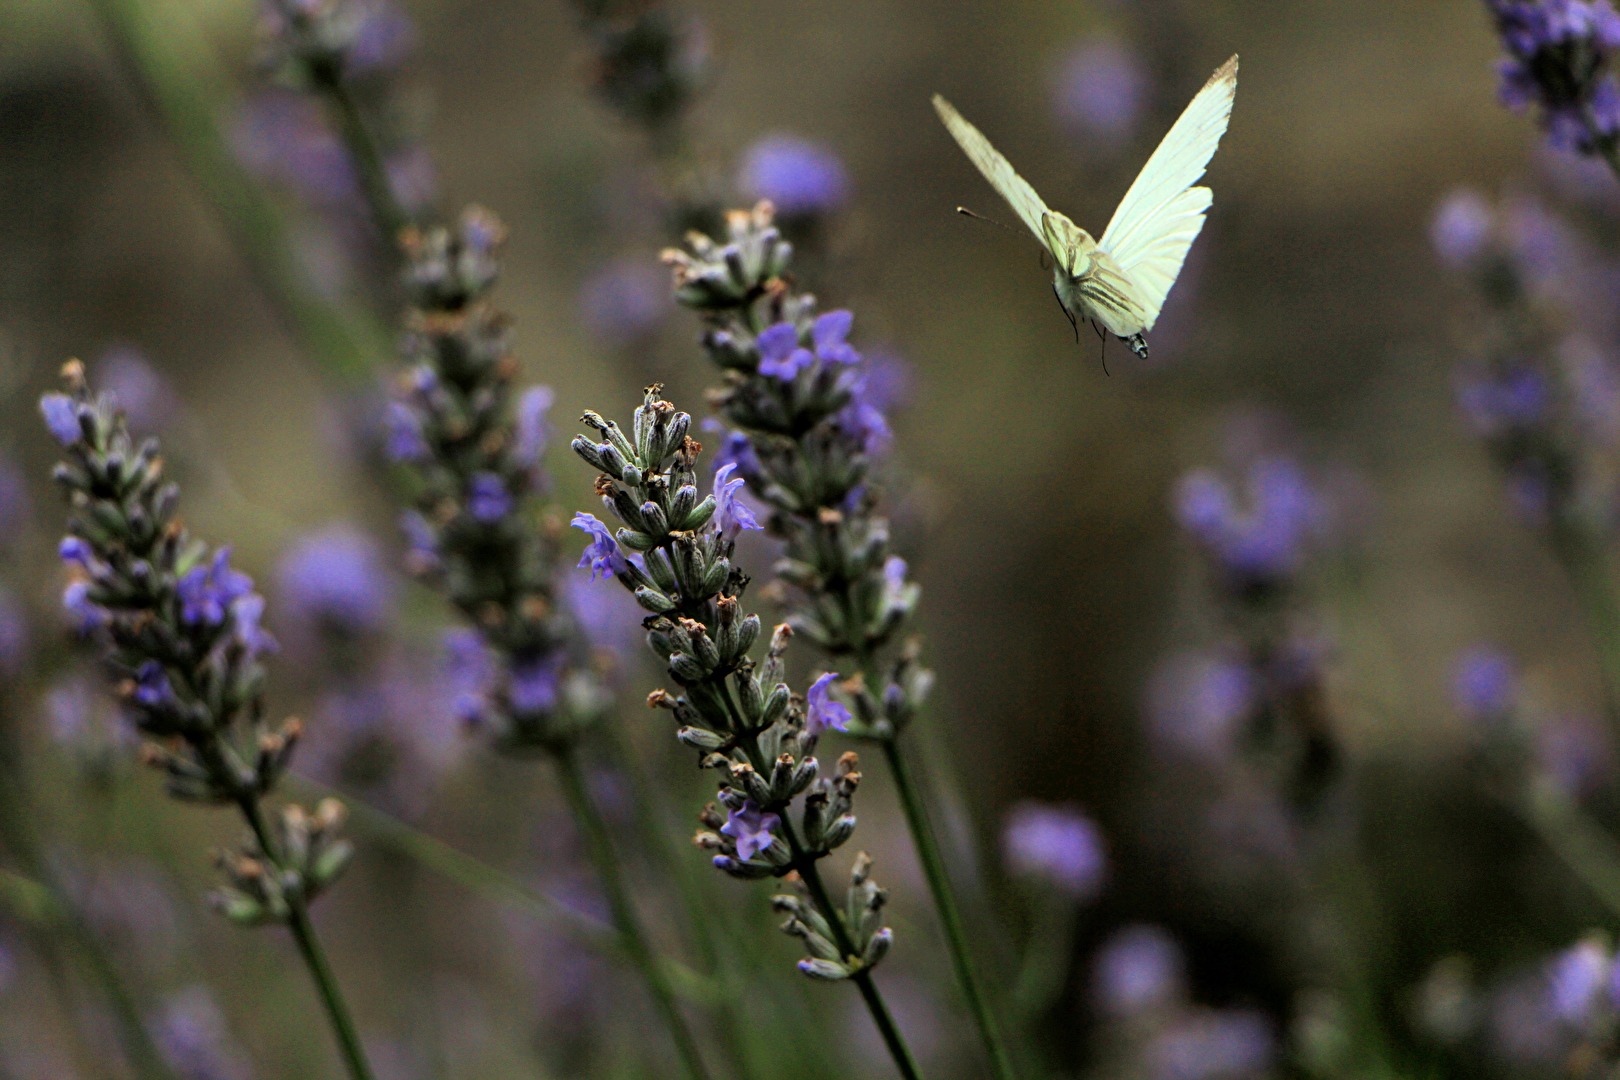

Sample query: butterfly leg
[1053,284,1079,343]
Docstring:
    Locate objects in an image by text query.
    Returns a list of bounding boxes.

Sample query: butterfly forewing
[1098,55,1238,331]
[931,94,1055,252]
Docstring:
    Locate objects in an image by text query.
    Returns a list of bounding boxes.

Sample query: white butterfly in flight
[933,55,1238,362]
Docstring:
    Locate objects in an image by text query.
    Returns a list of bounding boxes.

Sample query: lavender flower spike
[39,360,371,1079]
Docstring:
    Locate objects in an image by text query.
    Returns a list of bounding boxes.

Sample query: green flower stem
[1008,886,1079,1025]
[1548,518,1620,724]
[236,796,376,1080]
[878,737,1017,1080]
[552,746,716,1080]
[728,722,925,1080]
[1522,780,1620,920]
[82,0,391,383]
[0,740,180,1080]
[288,772,718,1002]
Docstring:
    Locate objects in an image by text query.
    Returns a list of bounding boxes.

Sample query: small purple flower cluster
[1432,190,1620,532]
[251,0,431,244]
[39,361,352,925]
[662,202,929,743]
[1002,801,1108,900]
[569,389,895,983]
[738,136,851,220]
[1488,0,1620,155]
[386,208,596,751]
[1163,434,1340,810]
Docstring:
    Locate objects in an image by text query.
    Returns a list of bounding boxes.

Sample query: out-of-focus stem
[552,747,716,1080]
[82,0,390,383]
[879,737,1017,1080]
[0,735,180,1080]
[1523,780,1620,920]
[1548,518,1620,723]
[288,772,717,1002]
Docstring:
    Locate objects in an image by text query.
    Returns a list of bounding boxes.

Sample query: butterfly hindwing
[1098,55,1238,332]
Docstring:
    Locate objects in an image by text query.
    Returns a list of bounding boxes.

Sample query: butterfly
[933,55,1238,361]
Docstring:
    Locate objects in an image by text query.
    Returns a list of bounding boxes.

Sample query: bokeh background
[2,0,1613,1077]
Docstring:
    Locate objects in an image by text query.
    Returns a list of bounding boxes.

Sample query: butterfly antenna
[956,206,1018,235]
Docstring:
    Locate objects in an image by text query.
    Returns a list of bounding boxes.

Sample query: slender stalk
[552,747,715,1080]
[235,796,376,1080]
[1548,518,1620,722]
[0,744,180,1080]
[314,70,413,246]
[879,739,1017,1080]
[82,0,390,383]
[788,831,924,1080]
[1522,780,1620,921]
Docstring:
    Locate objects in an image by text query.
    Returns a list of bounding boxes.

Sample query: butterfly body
[934,56,1238,361]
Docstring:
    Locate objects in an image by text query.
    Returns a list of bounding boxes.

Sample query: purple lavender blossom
[233,91,359,207]
[177,550,254,628]
[1052,39,1149,142]
[513,387,555,470]
[1092,924,1185,1016]
[563,572,642,660]
[133,661,175,709]
[444,628,495,728]
[40,393,81,445]
[467,473,513,524]
[1489,0,1620,155]
[1174,458,1321,587]
[1455,366,1551,437]
[1431,190,1495,269]
[739,135,851,217]
[276,525,395,638]
[1536,712,1615,794]
[756,322,810,381]
[62,580,104,633]
[720,802,781,861]
[384,401,428,462]
[580,259,670,346]
[805,672,852,737]
[1002,802,1107,899]
[509,655,562,716]
[1452,646,1518,720]
[712,463,762,540]
[1547,939,1612,1022]
[572,513,628,580]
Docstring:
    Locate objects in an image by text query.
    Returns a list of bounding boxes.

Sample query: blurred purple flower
[563,572,642,659]
[276,524,395,638]
[739,135,850,217]
[467,473,512,524]
[509,655,562,716]
[1093,924,1185,1016]
[720,802,780,861]
[1536,712,1614,795]
[40,393,81,446]
[1002,801,1107,899]
[234,91,357,206]
[513,386,556,471]
[1052,39,1148,142]
[1145,651,1256,759]
[0,456,30,549]
[1430,190,1494,269]
[1174,458,1321,587]
[580,259,671,345]
[1547,939,1612,1023]
[0,588,29,676]
[150,985,254,1080]
[94,347,177,432]
[1455,365,1550,437]
[1149,1009,1276,1080]
[1451,646,1518,720]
